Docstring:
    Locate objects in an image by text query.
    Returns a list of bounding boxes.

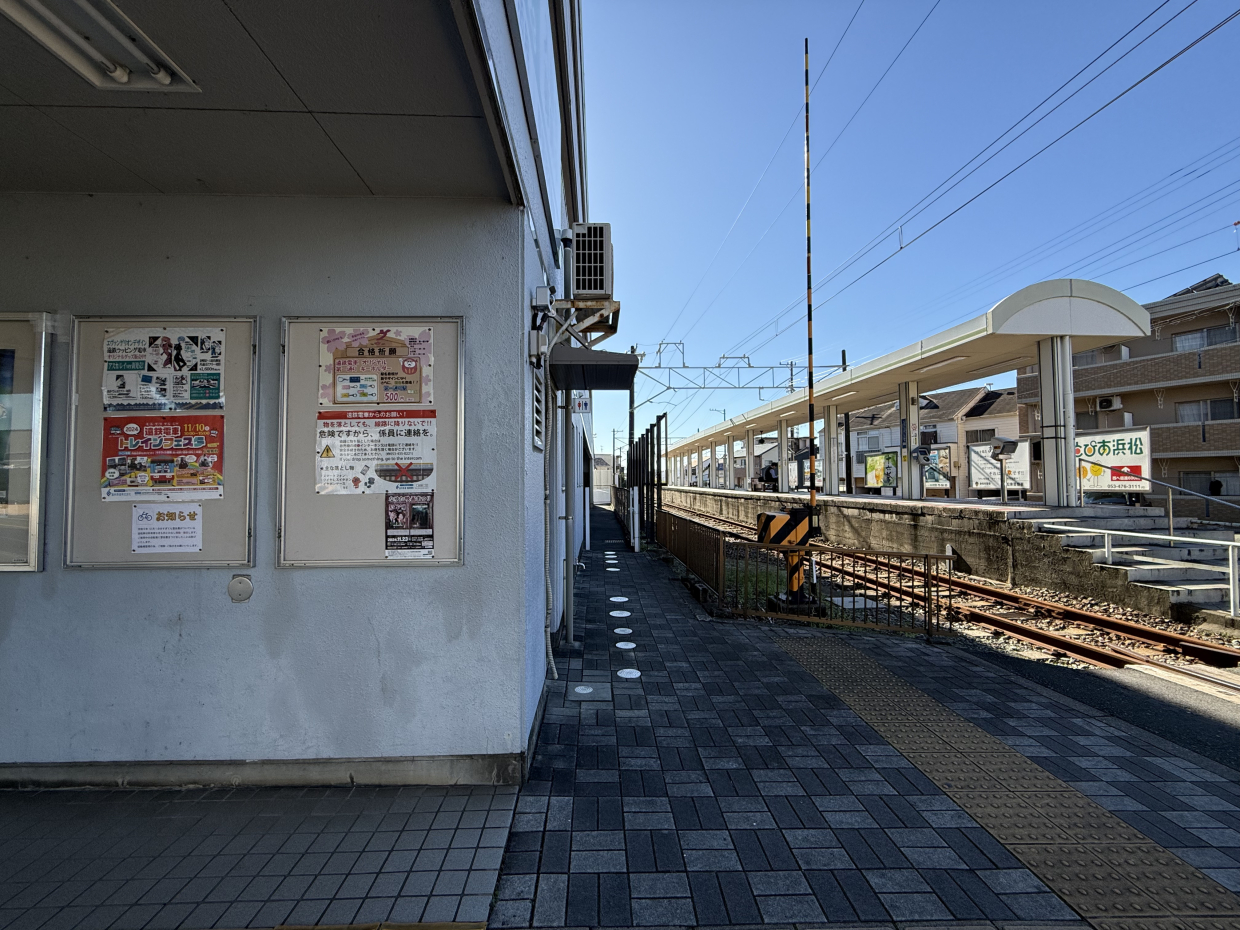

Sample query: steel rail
[661,503,1240,690]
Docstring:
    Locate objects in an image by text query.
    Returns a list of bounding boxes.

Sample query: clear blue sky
[580,0,1240,455]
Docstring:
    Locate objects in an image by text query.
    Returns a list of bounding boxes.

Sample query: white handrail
[1038,522,1239,617]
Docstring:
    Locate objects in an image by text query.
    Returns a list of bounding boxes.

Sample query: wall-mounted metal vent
[532,364,546,451]
[572,222,613,299]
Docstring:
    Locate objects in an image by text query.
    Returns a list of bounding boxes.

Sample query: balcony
[1150,420,1240,457]
[1016,342,1240,401]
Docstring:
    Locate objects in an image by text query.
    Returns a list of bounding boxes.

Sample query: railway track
[660,503,1240,697]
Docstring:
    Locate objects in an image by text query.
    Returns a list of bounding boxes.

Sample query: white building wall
[0,193,536,767]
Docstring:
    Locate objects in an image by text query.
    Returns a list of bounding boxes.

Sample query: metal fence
[656,508,954,634]
[656,508,724,593]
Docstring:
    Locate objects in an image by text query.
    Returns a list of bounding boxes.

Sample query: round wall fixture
[616,641,636,650]
[613,627,632,635]
[609,596,628,603]
[617,668,641,679]
[574,685,594,694]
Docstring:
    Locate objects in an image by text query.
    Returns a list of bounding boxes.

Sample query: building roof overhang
[549,343,638,392]
[670,279,1149,454]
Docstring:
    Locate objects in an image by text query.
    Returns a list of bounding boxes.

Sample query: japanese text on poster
[385,491,434,559]
[316,409,436,495]
[968,440,1031,490]
[319,327,433,406]
[101,414,224,500]
[103,328,224,410]
[864,452,898,488]
[1076,427,1151,491]
[132,503,202,552]
[923,448,951,490]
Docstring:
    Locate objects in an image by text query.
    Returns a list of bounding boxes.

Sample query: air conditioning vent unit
[572,222,613,298]
[1097,395,1123,411]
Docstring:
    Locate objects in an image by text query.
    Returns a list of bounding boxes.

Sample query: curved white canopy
[671,279,1150,453]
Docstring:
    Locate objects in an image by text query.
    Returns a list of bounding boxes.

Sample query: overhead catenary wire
[657,0,867,343]
[712,0,1200,362]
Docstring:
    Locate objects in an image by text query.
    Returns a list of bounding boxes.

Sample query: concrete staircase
[1022,509,1237,616]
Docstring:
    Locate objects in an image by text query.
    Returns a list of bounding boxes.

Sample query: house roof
[1171,274,1233,298]
[964,390,1020,420]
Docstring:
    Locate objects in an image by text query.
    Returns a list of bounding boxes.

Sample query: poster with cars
[318,326,433,406]
[385,492,434,559]
[103,328,224,410]
[315,409,436,495]
[923,448,951,490]
[100,414,224,500]
[1075,427,1151,491]
[968,440,1030,490]
[864,452,898,488]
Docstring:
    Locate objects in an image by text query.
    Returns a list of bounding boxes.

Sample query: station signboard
[969,440,1030,491]
[1075,427,1151,492]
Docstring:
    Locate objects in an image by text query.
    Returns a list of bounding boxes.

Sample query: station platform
[492,505,1240,928]
[662,486,1237,621]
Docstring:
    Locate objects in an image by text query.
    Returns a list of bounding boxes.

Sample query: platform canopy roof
[669,279,1149,455]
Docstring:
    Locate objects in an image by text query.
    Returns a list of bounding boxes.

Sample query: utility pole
[842,349,854,493]
[804,38,818,532]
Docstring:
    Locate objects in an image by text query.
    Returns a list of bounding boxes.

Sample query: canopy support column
[744,427,755,490]
[824,405,839,495]
[724,434,735,490]
[778,418,790,492]
[701,445,710,488]
[1038,335,1078,507]
[899,380,922,500]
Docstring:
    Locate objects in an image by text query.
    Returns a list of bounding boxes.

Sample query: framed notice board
[278,318,462,567]
[65,317,257,568]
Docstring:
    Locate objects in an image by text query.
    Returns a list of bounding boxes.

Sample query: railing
[720,541,954,634]
[655,508,953,634]
[1077,456,1240,528]
[1038,522,1240,617]
[656,508,724,594]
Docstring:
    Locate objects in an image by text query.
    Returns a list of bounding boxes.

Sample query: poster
[101,414,224,500]
[132,503,202,552]
[385,491,434,559]
[319,326,433,406]
[923,448,951,490]
[864,452,898,488]
[103,328,224,410]
[1076,427,1151,491]
[316,409,436,495]
[969,440,1030,491]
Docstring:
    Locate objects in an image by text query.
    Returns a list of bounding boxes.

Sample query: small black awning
[549,343,639,391]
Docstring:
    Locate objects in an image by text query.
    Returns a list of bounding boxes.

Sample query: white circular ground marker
[605,551,616,555]
[574,685,595,694]
[605,560,618,564]
[609,596,628,603]
[617,668,641,679]
[613,627,632,635]
[609,610,631,618]
[606,567,620,572]
[616,641,636,650]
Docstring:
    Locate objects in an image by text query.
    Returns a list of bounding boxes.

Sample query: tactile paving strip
[777,634,1240,928]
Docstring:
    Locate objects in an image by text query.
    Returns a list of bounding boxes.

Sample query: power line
[657,0,867,343]
[715,1,1196,360]
[1121,248,1240,290]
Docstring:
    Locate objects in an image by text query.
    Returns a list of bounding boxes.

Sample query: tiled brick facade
[1151,421,1240,456]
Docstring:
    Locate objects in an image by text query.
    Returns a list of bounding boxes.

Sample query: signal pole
[804,38,818,531]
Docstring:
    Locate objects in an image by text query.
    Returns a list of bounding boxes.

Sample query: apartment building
[1017,274,1240,518]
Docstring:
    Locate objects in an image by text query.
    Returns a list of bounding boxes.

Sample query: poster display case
[65,317,257,568]
[278,319,462,567]
[0,313,53,572]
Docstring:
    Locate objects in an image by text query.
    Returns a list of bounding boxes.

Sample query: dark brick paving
[491,508,1084,927]
[846,634,1240,896]
[0,784,514,929]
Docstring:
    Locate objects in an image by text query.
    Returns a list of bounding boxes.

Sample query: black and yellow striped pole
[804,38,819,535]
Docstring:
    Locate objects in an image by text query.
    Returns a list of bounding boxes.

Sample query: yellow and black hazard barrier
[757,509,812,602]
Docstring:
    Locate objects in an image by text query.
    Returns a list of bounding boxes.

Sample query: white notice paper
[132,503,203,553]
